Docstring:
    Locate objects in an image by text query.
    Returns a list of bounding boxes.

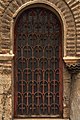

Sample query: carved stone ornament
[63,56,80,73]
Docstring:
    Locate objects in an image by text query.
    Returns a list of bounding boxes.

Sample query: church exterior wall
[0,0,80,120]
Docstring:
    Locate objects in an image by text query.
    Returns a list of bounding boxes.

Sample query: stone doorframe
[0,0,80,120]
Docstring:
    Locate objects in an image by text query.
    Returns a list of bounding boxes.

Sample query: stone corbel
[63,56,80,73]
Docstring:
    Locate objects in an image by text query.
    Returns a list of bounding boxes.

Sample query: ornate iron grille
[14,7,63,118]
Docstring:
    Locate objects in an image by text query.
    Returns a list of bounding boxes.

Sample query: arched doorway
[14,6,63,118]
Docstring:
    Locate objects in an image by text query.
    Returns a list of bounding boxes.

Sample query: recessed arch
[14,5,63,118]
[13,2,64,55]
[13,1,65,56]
[13,2,64,23]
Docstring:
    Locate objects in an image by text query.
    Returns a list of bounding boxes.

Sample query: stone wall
[0,60,12,120]
[0,0,80,120]
[70,71,80,120]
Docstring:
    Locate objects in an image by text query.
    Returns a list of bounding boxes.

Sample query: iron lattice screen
[14,7,62,118]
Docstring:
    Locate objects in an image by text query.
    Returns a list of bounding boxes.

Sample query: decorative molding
[67,64,80,73]
[63,56,80,63]
[0,53,14,61]
[63,56,80,73]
